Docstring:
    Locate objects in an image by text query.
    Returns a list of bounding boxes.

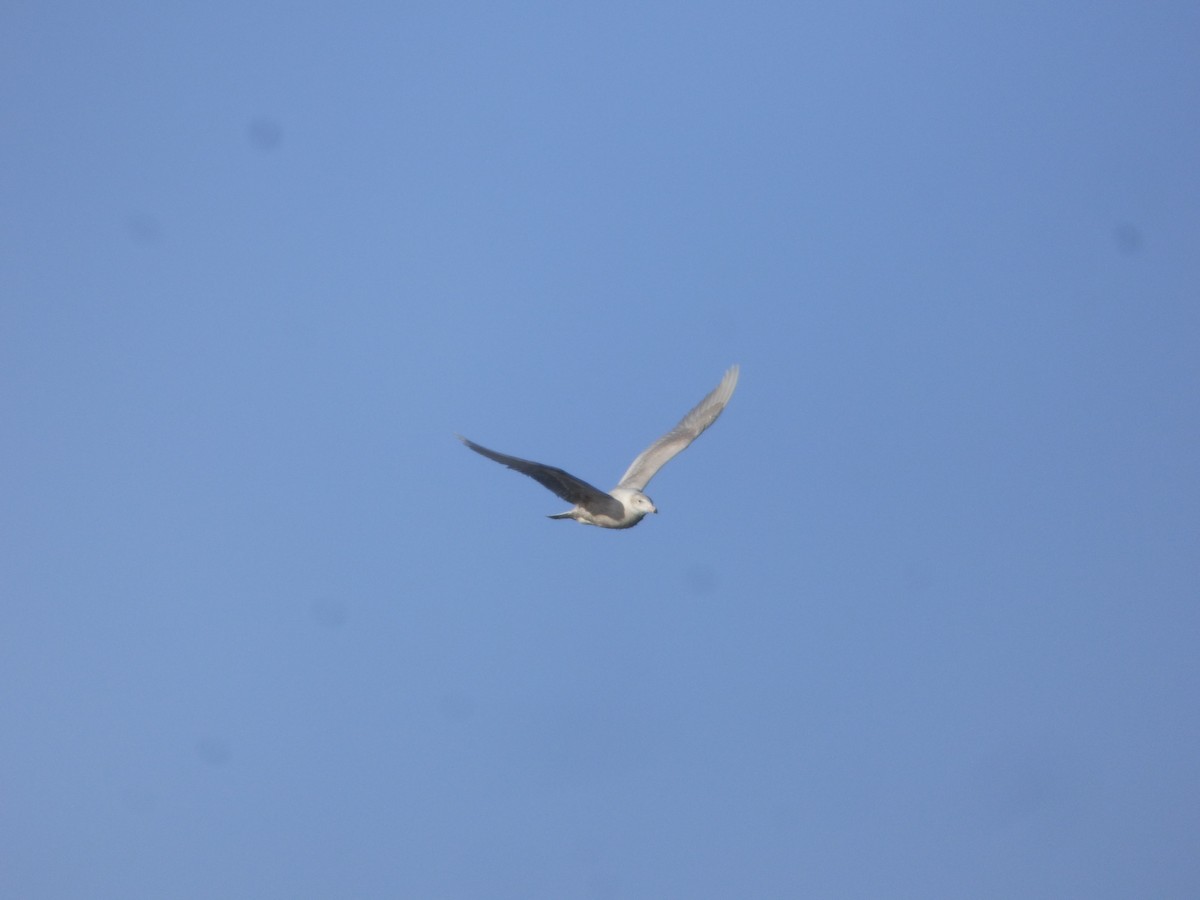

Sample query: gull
[459,365,739,528]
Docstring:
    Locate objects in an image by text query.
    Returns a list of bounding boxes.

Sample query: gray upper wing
[616,365,739,491]
[459,436,624,517]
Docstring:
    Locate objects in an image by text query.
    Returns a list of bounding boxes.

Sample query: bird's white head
[625,490,657,517]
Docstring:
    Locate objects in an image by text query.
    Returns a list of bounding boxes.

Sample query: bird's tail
[547,511,575,521]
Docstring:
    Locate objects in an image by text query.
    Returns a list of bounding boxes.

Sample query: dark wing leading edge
[617,365,740,491]
[458,436,624,517]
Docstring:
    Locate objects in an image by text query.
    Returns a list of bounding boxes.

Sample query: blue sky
[3,3,1199,897]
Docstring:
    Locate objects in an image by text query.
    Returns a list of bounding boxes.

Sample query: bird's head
[627,491,657,516]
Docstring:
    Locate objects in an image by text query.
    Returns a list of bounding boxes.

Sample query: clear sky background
[3,3,1198,898]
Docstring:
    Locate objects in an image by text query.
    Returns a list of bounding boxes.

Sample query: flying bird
[459,365,739,528]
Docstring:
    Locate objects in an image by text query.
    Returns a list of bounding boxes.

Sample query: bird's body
[459,365,739,528]
[544,485,654,529]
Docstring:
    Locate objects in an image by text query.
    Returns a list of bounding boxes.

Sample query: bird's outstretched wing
[458,436,624,517]
[616,365,739,491]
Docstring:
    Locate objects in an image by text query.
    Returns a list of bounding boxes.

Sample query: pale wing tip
[718,364,740,403]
